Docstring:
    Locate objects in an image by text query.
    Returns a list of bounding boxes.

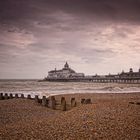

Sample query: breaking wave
[0,80,140,97]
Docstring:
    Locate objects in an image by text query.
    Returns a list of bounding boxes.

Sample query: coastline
[0,92,140,140]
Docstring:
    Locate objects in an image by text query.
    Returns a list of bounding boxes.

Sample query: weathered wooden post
[21,94,24,98]
[42,96,48,107]
[84,99,92,104]
[0,93,3,100]
[9,93,13,99]
[71,98,76,107]
[61,97,66,111]
[15,94,18,98]
[81,98,85,104]
[27,94,31,99]
[61,97,65,104]
[35,95,39,103]
[49,96,56,109]
[4,93,9,99]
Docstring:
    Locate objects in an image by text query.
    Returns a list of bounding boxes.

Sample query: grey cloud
[50,39,115,63]
[1,0,140,40]
[1,0,140,25]
[42,0,140,23]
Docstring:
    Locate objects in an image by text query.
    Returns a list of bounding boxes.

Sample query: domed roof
[62,62,76,73]
[64,62,69,68]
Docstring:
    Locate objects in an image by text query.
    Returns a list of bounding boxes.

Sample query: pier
[45,62,140,84]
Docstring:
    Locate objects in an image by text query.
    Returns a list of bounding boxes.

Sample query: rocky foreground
[0,93,140,140]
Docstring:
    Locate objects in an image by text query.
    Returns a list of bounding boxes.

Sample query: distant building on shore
[47,62,85,79]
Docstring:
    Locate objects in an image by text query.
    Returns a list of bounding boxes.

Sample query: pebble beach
[0,93,140,140]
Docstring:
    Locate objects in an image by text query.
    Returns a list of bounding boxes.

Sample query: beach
[0,93,140,140]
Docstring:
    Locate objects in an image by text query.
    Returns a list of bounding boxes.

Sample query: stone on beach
[136,102,140,105]
[129,101,135,104]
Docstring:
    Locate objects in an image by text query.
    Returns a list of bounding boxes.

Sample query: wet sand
[0,93,140,140]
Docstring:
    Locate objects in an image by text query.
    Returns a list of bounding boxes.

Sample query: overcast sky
[0,0,140,79]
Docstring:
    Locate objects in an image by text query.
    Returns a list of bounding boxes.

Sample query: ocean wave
[0,80,140,96]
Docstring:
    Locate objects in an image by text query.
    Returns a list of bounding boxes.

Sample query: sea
[0,79,140,98]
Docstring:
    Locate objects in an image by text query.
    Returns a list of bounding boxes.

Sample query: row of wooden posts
[0,93,32,100]
[0,93,92,111]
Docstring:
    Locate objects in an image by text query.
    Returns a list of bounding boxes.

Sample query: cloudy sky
[0,0,140,79]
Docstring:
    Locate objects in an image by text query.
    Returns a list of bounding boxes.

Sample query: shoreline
[0,91,140,98]
[51,91,140,97]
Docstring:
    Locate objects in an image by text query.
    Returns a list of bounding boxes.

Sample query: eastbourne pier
[45,62,140,84]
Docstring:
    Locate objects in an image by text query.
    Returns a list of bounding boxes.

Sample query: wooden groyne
[0,93,92,111]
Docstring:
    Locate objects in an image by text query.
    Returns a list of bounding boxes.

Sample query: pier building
[47,62,84,79]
